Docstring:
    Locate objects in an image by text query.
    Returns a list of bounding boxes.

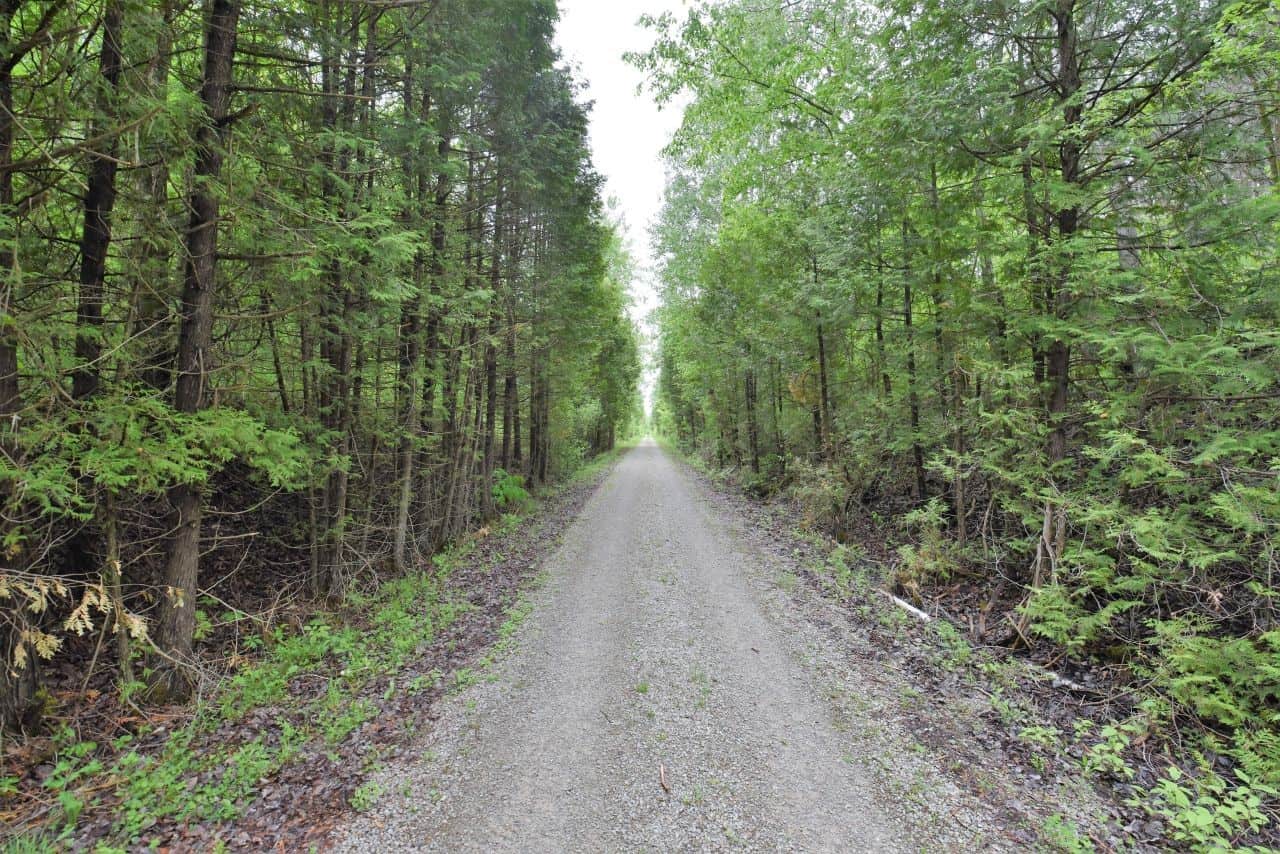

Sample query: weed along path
[335,440,1016,852]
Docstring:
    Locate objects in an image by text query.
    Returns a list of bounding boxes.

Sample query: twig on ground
[880,589,933,623]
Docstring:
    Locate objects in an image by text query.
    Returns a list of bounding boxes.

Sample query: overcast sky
[555,0,690,410]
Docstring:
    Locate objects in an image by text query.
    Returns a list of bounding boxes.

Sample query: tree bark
[315,5,363,594]
[745,347,760,475]
[876,253,891,398]
[72,0,126,401]
[0,0,34,733]
[128,1,176,392]
[150,0,241,701]
[501,296,518,469]
[902,218,926,502]
[815,311,831,459]
[418,112,451,528]
[393,63,425,574]
[481,181,503,518]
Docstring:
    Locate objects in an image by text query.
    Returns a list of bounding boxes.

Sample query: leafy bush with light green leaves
[492,469,531,510]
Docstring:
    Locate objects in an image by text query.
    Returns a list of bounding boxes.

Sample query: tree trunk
[745,350,760,475]
[72,0,126,402]
[0,0,35,733]
[418,114,451,529]
[129,1,176,392]
[815,312,831,459]
[502,297,518,469]
[444,327,478,541]
[103,491,132,684]
[527,353,540,481]
[876,253,891,398]
[315,6,362,594]
[902,218,926,502]
[0,0,18,433]
[1028,0,1082,594]
[481,182,503,518]
[393,66,425,574]
[150,0,241,701]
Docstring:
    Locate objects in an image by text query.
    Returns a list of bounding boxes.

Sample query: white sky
[554,0,690,413]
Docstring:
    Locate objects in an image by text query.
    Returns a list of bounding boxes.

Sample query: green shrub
[492,468,531,510]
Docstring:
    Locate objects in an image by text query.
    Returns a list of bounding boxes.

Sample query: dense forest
[641,0,1279,842]
[0,0,639,729]
[5,0,1280,848]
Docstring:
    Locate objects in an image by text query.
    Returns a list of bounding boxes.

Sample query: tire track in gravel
[334,441,1008,852]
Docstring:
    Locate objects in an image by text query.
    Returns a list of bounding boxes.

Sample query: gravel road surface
[335,442,1007,852]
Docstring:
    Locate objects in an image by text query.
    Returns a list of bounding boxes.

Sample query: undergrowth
[1,448,632,852]
[1,566,462,851]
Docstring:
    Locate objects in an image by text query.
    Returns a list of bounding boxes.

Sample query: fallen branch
[879,589,933,623]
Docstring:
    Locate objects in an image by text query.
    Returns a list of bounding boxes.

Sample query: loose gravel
[334,442,1013,852]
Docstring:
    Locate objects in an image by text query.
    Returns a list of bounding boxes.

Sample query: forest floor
[333,441,1127,852]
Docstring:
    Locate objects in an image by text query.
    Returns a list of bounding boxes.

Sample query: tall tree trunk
[150,0,241,701]
[129,1,176,392]
[902,219,926,502]
[72,0,126,401]
[1022,157,1048,392]
[538,365,550,483]
[103,490,132,684]
[316,6,362,594]
[501,296,518,469]
[876,253,891,398]
[771,358,784,457]
[815,312,831,459]
[444,327,478,541]
[1037,0,1082,586]
[926,163,950,416]
[263,292,290,413]
[513,351,524,469]
[527,352,540,481]
[481,182,503,518]
[394,64,425,574]
[418,113,451,527]
[1026,0,1082,601]
[745,347,760,475]
[0,0,36,734]
[813,255,833,456]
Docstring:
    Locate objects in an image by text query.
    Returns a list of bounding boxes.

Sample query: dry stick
[879,589,933,623]
[658,764,670,794]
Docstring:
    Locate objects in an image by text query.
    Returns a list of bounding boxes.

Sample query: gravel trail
[336,442,1003,852]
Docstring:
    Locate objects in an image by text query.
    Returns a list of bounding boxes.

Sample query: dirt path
[336,442,1010,852]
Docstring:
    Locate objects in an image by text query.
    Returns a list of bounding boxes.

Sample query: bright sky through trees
[555,0,689,410]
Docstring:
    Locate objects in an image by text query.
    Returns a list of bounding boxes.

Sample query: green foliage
[1144,765,1278,852]
[351,781,384,813]
[492,469,531,510]
[1041,814,1094,853]
[895,499,962,591]
[1155,622,1280,736]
